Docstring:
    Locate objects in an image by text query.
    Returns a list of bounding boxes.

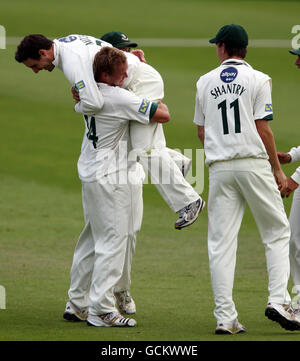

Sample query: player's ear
[98,71,109,84]
[38,49,47,57]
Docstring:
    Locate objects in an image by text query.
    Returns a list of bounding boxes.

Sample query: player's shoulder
[55,34,97,42]
[99,83,138,103]
[123,52,140,75]
[54,34,84,45]
[53,35,88,53]
[252,68,271,82]
[54,34,108,50]
[98,83,152,120]
[243,61,271,81]
[138,61,160,74]
[196,66,220,87]
[124,51,140,65]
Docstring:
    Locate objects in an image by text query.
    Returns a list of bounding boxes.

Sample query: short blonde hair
[93,46,127,81]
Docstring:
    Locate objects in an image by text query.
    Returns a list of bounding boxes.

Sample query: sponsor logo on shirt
[59,36,77,43]
[265,104,273,112]
[220,67,238,83]
[138,99,150,114]
[74,80,86,91]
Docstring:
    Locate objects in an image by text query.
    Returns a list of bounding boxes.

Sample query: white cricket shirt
[52,34,140,115]
[194,59,273,165]
[124,61,164,101]
[77,83,155,182]
[288,145,300,184]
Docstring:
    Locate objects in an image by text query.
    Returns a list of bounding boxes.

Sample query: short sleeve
[111,87,152,125]
[253,77,273,121]
[289,145,300,163]
[53,39,105,115]
[291,167,300,185]
[193,82,205,126]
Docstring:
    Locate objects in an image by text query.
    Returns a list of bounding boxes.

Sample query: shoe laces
[101,311,130,324]
[178,204,191,219]
[101,311,120,322]
[290,304,300,315]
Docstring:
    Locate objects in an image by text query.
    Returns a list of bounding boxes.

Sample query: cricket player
[65,47,170,327]
[100,32,200,226]
[277,47,300,302]
[15,34,204,230]
[15,34,111,114]
[194,24,300,334]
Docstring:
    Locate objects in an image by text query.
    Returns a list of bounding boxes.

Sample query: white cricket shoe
[265,303,300,331]
[215,319,246,335]
[175,198,205,230]
[114,290,136,314]
[63,301,88,322]
[87,311,137,327]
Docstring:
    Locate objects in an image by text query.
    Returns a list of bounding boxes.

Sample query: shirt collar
[221,58,250,67]
[51,40,60,68]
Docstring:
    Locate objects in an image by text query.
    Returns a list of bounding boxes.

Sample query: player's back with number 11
[195,53,272,165]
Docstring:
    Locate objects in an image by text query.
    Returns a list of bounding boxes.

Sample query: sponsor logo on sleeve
[138,99,150,114]
[265,104,273,112]
[74,80,86,91]
[220,67,238,83]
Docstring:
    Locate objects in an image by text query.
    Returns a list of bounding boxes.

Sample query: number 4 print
[84,115,98,149]
[218,98,241,134]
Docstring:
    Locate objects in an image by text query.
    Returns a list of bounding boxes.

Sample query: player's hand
[72,86,80,103]
[285,177,299,197]
[277,152,291,164]
[274,168,289,197]
[131,49,146,63]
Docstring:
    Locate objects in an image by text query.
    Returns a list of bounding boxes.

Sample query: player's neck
[220,55,243,63]
[48,44,55,62]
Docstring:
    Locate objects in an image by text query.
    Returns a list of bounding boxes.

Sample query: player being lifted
[15,33,205,230]
[99,31,199,211]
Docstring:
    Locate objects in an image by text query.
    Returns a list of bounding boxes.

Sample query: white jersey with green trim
[52,34,140,115]
[193,59,273,165]
[77,83,154,182]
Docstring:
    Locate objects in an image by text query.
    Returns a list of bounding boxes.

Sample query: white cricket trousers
[129,62,199,212]
[289,186,300,295]
[208,158,291,324]
[67,175,143,315]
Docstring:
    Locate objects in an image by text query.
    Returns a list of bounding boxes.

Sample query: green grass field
[1,0,300,343]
